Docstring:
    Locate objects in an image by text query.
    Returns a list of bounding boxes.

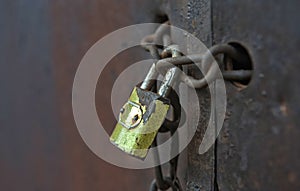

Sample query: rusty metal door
[166,0,300,190]
[1,0,300,191]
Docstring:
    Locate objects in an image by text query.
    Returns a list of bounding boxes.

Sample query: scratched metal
[213,0,300,190]
[166,0,216,190]
[166,0,300,190]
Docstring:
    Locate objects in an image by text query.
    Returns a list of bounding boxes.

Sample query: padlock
[110,45,181,159]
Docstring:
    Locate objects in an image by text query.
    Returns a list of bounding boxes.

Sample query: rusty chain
[141,22,251,191]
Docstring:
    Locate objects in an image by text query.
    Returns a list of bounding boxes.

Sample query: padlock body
[110,87,170,159]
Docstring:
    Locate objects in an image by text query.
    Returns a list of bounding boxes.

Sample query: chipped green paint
[110,87,169,159]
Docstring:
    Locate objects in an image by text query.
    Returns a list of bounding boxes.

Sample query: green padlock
[110,45,182,159]
[110,86,170,159]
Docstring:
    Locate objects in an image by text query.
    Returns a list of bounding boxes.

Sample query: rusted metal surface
[166,0,300,190]
[0,0,164,190]
[166,0,215,190]
[213,0,300,190]
[2,0,300,190]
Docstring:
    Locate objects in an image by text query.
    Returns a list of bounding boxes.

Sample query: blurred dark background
[0,0,165,190]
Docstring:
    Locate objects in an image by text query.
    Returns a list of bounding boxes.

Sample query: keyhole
[132,114,139,123]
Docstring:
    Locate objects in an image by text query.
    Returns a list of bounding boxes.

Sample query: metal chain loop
[141,22,253,89]
[141,22,252,191]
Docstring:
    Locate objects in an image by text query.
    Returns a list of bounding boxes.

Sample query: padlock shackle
[157,45,182,97]
[140,63,159,90]
[157,67,181,97]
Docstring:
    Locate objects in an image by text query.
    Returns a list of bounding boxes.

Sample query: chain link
[141,22,253,89]
[141,22,252,190]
